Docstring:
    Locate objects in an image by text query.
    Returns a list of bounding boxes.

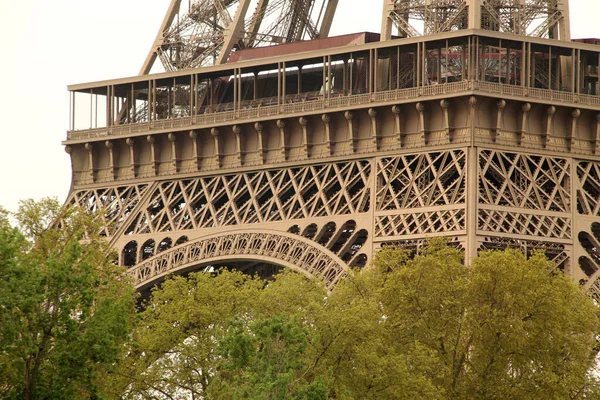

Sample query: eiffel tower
[63,0,600,297]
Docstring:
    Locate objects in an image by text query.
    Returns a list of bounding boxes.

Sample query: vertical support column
[254,123,266,164]
[283,62,287,105]
[468,0,482,30]
[569,109,581,151]
[544,106,556,149]
[466,95,479,264]
[233,125,244,166]
[168,133,179,172]
[297,66,303,96]
[416,102,427,145]
[368,108,380,149]
[211,128,222,168]
[380,0,395,41]
[392,105,403,147]
[85,143,95,181]
[594,113,600,155]
[189,130,201,171]
[126,138,137,177]
[299,117,310,156]
[440,100,450,141]
[106,86,112,128]
[345,111,358,153]
[70,92,74,131]
[105,140,117,179]
[494,99,506,143]
[147,136,159,176]
[321,114,333,156]
[277,120,288,160]
[520,102,531,145]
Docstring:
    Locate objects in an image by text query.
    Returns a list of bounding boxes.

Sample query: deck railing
[67,80,600,141]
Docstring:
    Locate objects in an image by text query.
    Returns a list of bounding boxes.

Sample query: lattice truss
[70,160,371,239]
[480,0,566,39]
[384,0,566,39]
[152,0,337,71]
[386,0,469,37]
[66,185,151,237]
[478,150,571,239]
[375,150,467,237]
[577,161,600,217]
[380,237,465,253]
[575,162,600,294]
[479,236,569,270]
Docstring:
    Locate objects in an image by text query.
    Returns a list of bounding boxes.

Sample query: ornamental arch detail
[128,229,351,291]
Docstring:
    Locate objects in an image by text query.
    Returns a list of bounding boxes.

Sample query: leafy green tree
[109,270,330,399]
[208,314,329,400]
[341,238,600,400]
[106,238,600,399]
[0,198,136,400]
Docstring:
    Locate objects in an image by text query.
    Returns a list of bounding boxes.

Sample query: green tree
[106,239,600,399]
[110,270,330,399]
[208,314,329,400]
[0,198,136,399]
[341,238,600,399]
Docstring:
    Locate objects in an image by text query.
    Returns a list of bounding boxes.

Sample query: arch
[141,239,156,260]
[302,223,318,239]
[175,235,188,246]
[123,240,138,267]
[158,237,173,253]
[128,229,351,291]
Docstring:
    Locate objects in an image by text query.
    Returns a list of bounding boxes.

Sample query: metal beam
[216,0,253,64]
[139,0,182,75]
[319,0,339,38]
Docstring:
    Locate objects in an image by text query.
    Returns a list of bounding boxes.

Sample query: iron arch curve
[128,229,351,291]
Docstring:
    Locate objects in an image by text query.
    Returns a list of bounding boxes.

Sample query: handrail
[66,80,600,142]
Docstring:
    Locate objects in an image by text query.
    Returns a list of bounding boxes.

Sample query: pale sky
[0,0,599,212]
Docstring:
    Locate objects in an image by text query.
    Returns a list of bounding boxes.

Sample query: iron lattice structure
[63,0,600,297]
[141,0,339,72]
[381,0,570,40]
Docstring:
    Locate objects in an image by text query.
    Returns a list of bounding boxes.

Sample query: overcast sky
[0,0,599,212]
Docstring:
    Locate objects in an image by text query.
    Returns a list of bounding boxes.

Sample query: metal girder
[141,0,339,73]
[381,0,570,40]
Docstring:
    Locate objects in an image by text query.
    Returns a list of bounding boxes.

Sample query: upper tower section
[381,0,570,41]
[140,0,339,74]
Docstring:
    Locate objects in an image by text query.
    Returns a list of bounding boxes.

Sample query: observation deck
[66,30,600,145]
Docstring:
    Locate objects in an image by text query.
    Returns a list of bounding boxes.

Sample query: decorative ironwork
[376,150,467,211]
[123,160,371,235]
[577,162,600,216]
[143,0,338,72]
[479,236,569,270]
[62,1,600,298]
[376,209,466,237]
[382,0,570,40]
[478,210,571,239]
[67,185,151,237]
[479,150,570,212]
[129,230,349,290]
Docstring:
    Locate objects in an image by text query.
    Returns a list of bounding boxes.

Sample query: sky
[0,0,599,212]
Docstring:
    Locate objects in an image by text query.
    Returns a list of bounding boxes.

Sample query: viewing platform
[66,30,600,144]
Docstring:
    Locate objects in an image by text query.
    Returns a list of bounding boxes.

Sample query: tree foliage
[110,238,600,399]
[0,198,137,399]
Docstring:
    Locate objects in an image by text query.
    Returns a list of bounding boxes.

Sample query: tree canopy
[1,199,598,399]
[0,199,137,399]
[105,238,600,399]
